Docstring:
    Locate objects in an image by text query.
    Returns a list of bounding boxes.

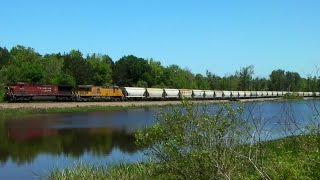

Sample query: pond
[0,100,319,179]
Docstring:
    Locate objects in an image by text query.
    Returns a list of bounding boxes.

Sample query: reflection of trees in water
[0,124,143,165]
[0,148,9,165]
[112,128,137,152]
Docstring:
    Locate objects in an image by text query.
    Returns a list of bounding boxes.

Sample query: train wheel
[8,96,16,102]
[26,97,32,102]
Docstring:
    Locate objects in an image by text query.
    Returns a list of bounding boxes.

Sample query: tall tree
[1,45,44,84]
[251,77,269,91]
[269,69,286,91]
[41,54,64,85]
[220,75,239,90]
[113,55,152,87]
[305,76,318,92]
[285,71,302,91]
[0,47,10,69]
[10,45,41,64]
[87,53,113,86]
[163,65,196,89]
[195,73,209,89]
[238,65,254,90]
[148,59,165,87]
[63,50,92,85]
[206,71,222,90]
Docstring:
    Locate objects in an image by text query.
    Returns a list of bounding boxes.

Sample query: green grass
[259,135,320,179]
[0,102,191,120]
[235,135,320,179]
[47,163,153,180]
[0,105,160,120]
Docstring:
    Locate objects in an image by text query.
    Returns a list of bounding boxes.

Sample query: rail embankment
[0,98,287,110]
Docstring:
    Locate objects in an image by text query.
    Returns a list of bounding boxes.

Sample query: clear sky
[1,0,319,77]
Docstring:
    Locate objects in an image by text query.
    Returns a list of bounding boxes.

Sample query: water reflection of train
[1,118,142,165]
[5,82,320,102]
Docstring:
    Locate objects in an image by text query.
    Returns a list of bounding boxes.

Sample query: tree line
[0,45,319,92]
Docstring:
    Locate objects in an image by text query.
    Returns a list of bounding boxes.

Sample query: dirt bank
[0,98,285,110]
[0,101,186,109]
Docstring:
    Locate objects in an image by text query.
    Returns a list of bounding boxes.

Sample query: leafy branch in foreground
[136,100,253,179]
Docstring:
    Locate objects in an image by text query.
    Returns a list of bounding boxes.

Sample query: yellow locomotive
[74,85,124,101]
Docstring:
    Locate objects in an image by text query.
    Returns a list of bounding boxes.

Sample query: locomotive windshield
[5,87,11,93]
[4,87,11,101]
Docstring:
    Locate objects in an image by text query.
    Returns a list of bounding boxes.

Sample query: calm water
[0,100,319,179]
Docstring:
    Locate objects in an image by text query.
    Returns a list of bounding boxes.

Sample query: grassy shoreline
[0,104,163,120]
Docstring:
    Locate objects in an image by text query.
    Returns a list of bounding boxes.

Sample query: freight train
[4,82,320,102]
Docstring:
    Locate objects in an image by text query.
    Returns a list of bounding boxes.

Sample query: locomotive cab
[4,83,24,101]
[4,87,12,101]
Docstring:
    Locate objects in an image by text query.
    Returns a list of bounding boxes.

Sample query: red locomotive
[5,82,74,102]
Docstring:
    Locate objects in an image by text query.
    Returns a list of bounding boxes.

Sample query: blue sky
[1,0,319,77]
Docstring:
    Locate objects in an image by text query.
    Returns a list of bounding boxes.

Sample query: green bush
[136,100,320,179]
[283,93,303,99]
[136,100,252,179]
[0,87,5,102]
